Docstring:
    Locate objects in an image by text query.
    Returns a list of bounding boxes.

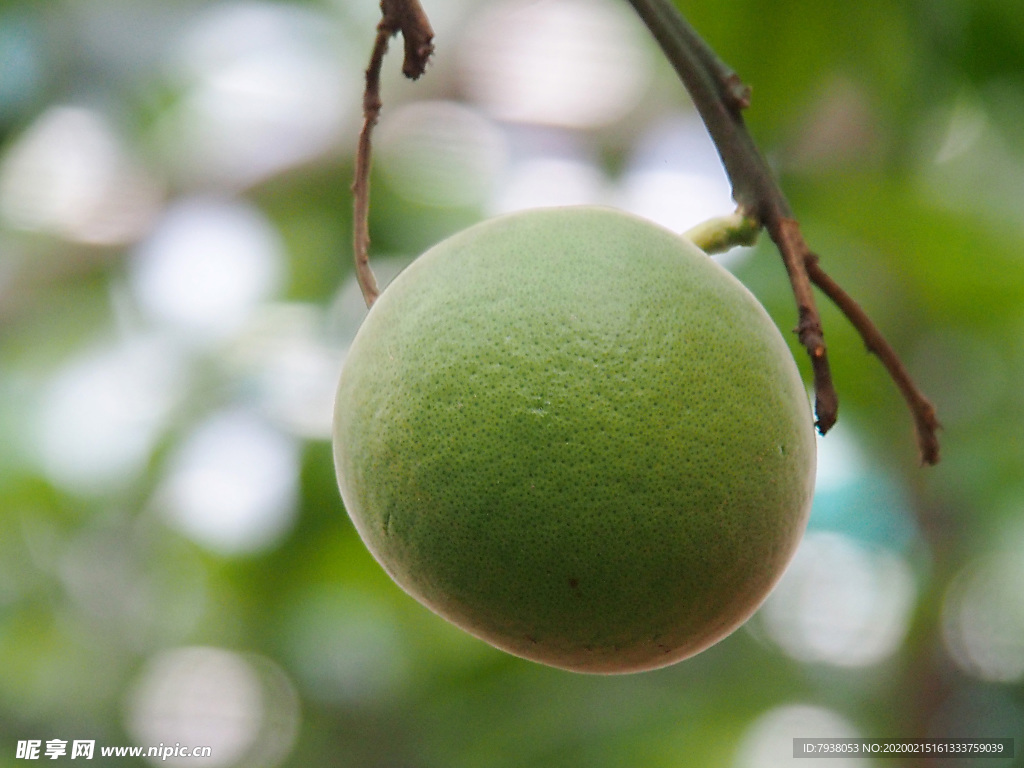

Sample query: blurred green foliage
[1,0,1023,766]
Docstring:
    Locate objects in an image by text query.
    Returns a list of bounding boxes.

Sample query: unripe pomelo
[333,206,815,674]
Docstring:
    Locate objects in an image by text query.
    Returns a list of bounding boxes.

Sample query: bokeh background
[1,0,1023,765]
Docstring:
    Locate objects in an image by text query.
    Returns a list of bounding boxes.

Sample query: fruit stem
[623,0,940,464]
[352,0,435,308]
[684,212,760,254]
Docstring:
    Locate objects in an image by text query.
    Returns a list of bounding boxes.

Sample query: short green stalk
[685,213,760,255]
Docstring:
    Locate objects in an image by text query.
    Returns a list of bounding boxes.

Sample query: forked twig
[804,255,941,464]
[624,0,939,464]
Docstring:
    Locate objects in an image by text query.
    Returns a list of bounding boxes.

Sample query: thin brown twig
[805,255,941,464]
[625,0,939,463]
[772,217,838,434]
[353,0,435,309]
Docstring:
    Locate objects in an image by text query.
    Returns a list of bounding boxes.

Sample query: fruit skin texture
[333,206,815,674]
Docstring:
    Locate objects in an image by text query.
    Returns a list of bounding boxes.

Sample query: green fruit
[333,206,815,674]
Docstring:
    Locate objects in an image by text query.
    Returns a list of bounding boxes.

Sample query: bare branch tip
[815,413,837,437]
[380,0,435,80]
[401,39,435,80]
[916,405,942,466]
[812,372,839,436]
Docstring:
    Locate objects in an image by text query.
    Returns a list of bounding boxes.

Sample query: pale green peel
[333,206,814,674]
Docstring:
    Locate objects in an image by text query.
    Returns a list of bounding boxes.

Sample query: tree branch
[805,256,941,464]
[624,0,836,434]
[625,0,939,463]
[353,0,435,308]
[774,217,838,434]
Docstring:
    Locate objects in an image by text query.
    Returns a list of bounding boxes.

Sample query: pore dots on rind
[333,205,815,673]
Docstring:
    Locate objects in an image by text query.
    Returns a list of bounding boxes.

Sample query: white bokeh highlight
[126,646,299,768]
[36,336,186,496]
[130,197,284,344]
[0,105,160,244]
[460,0,651,128]
[943,538,1024,683]
[734,704,871,768]
[159,2,356,187]
[759,532,916,667]
[155,409,299,555]
[618,113,736,235]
